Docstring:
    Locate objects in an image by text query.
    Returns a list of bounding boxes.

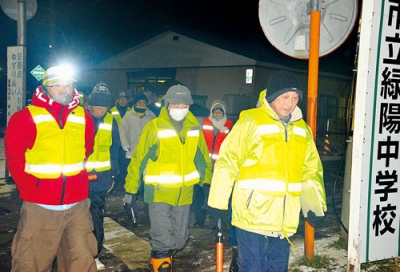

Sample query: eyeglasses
[46,84,73,91]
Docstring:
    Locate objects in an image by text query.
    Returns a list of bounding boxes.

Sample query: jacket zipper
[211,133,217,160]
[59,106,65,204]
[246,190,254,209]
[176,137,184,206]
[282,122,289,228]
[60,175,66,205]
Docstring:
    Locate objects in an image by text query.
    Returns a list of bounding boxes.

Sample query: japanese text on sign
[7,46,26,123]
[367,0,400,261]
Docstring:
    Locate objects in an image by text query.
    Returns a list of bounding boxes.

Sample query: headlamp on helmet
[42,65,77,86]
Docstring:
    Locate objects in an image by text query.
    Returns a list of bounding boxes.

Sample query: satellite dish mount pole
[305,0,321,260]
[17,0,27,46]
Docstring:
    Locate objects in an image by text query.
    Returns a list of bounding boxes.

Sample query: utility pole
[1,0,37,179]
[304,0,321,259]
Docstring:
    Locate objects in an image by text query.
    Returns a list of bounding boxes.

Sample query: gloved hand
[123,193,137,224]
[201,184,210,210]
[306,210,325,227]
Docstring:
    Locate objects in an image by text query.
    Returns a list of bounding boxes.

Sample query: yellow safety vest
[86,113,113,172]
[236,117,309,197]
[144,122,200,188]
[25,106,86,178]
[110,106,131,126]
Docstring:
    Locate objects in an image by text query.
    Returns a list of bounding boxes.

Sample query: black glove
[123,193,137,223]
[306,210,325,227]
[201,184,210,210]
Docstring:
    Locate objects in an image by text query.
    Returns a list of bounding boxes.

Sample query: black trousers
[192,184,206,224]
[89,190,107,256]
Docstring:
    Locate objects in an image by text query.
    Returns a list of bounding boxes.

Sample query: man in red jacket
[4,65,97,272]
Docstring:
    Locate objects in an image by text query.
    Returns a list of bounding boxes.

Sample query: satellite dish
[0,0,37,21]
[259,0,358,59]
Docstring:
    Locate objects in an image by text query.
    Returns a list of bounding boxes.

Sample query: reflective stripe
[237,179,301,193]
[86,161,111,169]
[203,126,229,134]
[203,125,213,130]
[158,130,176,138]
[111,111,119,115]
[146,170,200,184]
[257,124,280,135]
[238,180,286,192]
[187,130,199,137]
[31,113,84,126]
[185,170,200,181]
[32,114,54,124]
[99,123,112,131]
[146,175,181,183]
[67,115,85,124]
[288,183,302,192]
[25,162,84,175]
[293,126,306,137]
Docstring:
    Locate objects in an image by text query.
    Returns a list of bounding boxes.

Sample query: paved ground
[0,125,352,271]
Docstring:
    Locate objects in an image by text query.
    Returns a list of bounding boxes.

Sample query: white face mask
[169,108,189,121]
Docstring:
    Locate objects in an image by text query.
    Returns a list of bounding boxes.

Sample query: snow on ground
[289,234,348,271]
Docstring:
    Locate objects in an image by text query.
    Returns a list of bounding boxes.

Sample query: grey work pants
[148,202,191,252]
[11,199,98,272]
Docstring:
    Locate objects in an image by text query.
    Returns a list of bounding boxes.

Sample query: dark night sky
[1,0,265,66]
[0,0,360,95]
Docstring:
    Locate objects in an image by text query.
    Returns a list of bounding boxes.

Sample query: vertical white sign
[246,69,253,84]
[7,46,26,123]
[349,0,400,270]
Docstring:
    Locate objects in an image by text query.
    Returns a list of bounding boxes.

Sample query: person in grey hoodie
[120,94,156,211]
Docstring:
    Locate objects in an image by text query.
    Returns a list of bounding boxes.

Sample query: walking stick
[216,218,224,272]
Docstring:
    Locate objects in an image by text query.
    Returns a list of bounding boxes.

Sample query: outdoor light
[246,69,253,84]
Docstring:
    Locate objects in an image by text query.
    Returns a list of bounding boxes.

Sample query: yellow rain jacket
[125,107,212,206]
[208,103,326,237]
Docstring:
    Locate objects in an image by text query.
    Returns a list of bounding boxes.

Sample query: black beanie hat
[266,70,303,103]
[133,94,148,105]
[88,82,112,108]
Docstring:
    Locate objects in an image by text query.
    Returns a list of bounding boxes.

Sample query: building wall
[175,66,257,110]
[82,66,353,134]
